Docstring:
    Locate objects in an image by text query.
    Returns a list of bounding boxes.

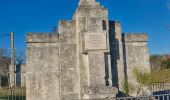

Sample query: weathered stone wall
[27,33,59,43]
[74,1,117,99]
[9,65,14,86]
[123,33,150,95]
[109,21,124,92]
[25,0,151,99]
[26,20,79,100]
[26,33,60,100]
[21,64,26,87]
[109,23,150,95]
[58,20,79,99]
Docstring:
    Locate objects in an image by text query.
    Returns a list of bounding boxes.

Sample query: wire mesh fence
[112,94,170,100]
[0,87,169,100]
[0,88,26,100]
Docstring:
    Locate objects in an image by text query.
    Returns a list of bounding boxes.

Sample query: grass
[151,69,170,83]
[0,96,26,100]
[0,87,26,100]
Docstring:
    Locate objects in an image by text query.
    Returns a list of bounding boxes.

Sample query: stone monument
[26,0,150,99]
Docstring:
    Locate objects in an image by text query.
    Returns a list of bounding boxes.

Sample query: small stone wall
[123,33,150,96]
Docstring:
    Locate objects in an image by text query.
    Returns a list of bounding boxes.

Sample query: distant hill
[151,69,170,83]
[150,54,170,71]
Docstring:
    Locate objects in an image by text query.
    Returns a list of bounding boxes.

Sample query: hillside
[151,69,170,83]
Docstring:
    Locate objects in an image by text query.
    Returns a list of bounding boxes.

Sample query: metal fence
[151,82,170,92]
[0,88,26,100]
[112,94,170,100]
[0,88,169,100]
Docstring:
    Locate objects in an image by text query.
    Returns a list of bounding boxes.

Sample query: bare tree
[14,50,26,87]
[15,50,25,65]
[0,49,10,87]
[51,25,58,33]
[0,48,25,87]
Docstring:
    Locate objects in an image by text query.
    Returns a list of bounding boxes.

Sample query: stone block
[60,68,79,99]
[58,20,76,44]
[60,44,77,68]
[26,72,60,100]
[27,33,59,43]
[26,46,59,72]
[88,52,106,86]
[124,33,148,42]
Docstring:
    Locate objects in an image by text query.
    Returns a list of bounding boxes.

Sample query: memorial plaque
[85,32,107,50]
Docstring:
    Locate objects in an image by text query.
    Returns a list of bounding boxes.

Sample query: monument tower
[73,0,117,98]
[26,0,150,99]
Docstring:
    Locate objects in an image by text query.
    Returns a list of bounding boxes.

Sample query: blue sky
[0,0,170,55]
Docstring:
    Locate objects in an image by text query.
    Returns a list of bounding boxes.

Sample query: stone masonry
[26,0,150,99]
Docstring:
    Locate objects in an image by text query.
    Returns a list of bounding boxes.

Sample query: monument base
[82,85,118,99]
